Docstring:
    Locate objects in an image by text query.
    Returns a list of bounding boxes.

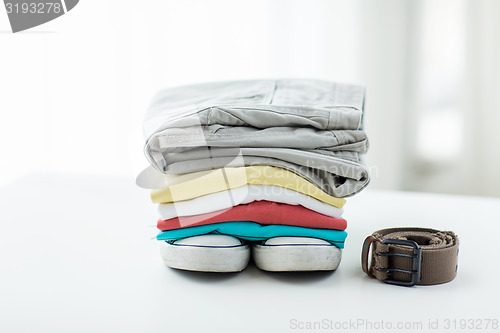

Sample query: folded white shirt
[157,184,344,220]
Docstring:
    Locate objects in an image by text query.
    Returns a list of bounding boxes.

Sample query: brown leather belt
[361,228,459,286]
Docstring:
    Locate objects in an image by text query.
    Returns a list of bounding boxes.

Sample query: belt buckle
[378,239,422,286]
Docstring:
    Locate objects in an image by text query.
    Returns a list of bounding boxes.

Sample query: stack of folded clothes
[138,79,369,272]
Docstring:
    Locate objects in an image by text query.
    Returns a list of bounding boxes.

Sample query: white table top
[1,173,498,333]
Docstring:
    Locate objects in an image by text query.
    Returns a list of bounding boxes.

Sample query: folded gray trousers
[143,79,369,197]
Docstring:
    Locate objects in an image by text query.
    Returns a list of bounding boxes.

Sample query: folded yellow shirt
[150,165,346,208]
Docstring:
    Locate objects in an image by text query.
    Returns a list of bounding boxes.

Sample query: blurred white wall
[0,0,499,196]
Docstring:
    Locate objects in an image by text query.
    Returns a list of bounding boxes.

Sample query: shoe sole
[253,243,342,272]
[160,241,250,272]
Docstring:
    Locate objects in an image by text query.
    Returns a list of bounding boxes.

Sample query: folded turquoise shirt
[156,222,347,249]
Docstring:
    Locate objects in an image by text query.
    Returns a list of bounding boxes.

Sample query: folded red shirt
[157,200,347,231]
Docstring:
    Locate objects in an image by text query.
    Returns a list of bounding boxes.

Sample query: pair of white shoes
[160,235,342,272]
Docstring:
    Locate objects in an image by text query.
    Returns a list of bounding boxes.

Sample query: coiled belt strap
[362,228,459,286]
